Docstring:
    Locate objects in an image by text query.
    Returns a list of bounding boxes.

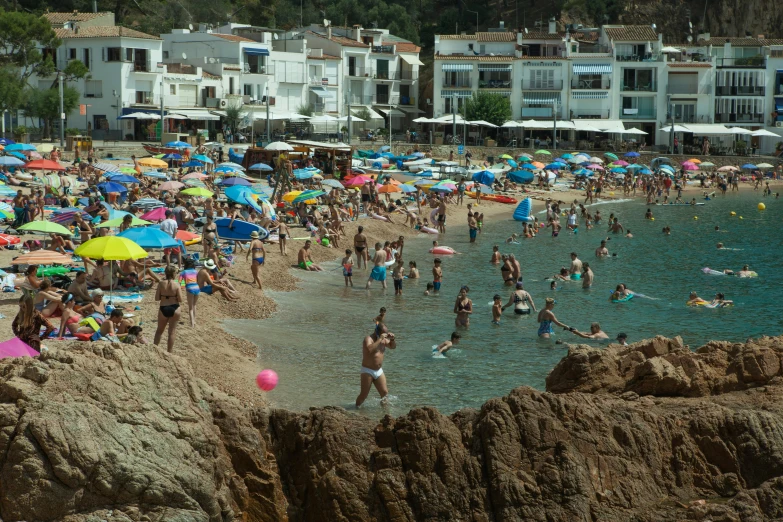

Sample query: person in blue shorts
[366,242,388,289]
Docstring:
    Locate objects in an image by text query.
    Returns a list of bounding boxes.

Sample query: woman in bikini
[502,282,537,316]
[57,293,94,337]
[537,298,570,339]
[34,279,63,317]
[155,266,182,352]
[453,286,473,327]
[177,258,199,328]
[202,214,220,266]
[246,231,266,290]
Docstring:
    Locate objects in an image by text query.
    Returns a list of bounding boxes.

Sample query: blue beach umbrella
[224,185,255,204]
[164,141,192,148]
[506,159,518,168]
[143,171,169,180]
[293,169,315,180]
[118,227,179,249]
[97,181,128,194]
[293,190,326,204]
[659,164,675,172]
[0,138,15,146]
[214,165,238,174]
[105,174,140,184]
[741,163,757,169]
[398,184,417,193]
[573,168,591,177]
[520,163,537,170]
[8,151,26,161]
[471,170,495,186]
[0,156,24,167]
[624,151,640,158]
[220,177,252,187]
[181,160,203,167]
[192,154,213,164]
[249,162,273,171]
[639,168,653,175]
[162,153,182,160]
[561,153,573,159]
[5,143,36,152]
[429,185,453,193]
[610,167,627,174]
[545,163,565,170]
[626,164,643,170]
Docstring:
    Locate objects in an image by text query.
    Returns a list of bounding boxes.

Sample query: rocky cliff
[2,337,783,521]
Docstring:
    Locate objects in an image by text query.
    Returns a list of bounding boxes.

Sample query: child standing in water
[374,307,387,326]
[492,294,503,325]
[432,258,443,294]
[392,259,405,296]
[341,249,353,287]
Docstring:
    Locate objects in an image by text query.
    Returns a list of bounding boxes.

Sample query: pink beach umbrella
[158,180,184,191]
[0,337,40,359]
[613,160,629,166]
[182,172,208,180]
[140,206,168,221]
[682,163,699,171]
[587,164,604,170]
[344,175,375,187]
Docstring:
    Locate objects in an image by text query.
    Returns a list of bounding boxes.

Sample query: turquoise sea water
[225,192,783,415]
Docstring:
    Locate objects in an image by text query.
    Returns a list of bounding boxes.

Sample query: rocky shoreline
[2,334,783,521]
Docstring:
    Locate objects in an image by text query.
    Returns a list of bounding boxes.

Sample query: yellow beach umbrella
[74,236,148,303]
[137,157,168,168]
[180,187,214,197]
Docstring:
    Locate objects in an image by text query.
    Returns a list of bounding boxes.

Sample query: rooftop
[211,33,255,43]
[53,26,160,40]
[667,62,713,68]
[440,32,516,42]
[306,30,369,48]
[202,70,221,79]
[604,25,658,42]
[434,55,515,61]
[307,53,342,60]
[43,11,112,24]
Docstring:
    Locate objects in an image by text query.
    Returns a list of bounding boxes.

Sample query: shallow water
[226,192,783,415]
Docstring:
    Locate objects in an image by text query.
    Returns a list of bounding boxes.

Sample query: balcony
[621,83,657,92]
[481,79,513,89]
[132,92,157,105]
[521,80,564,90]
[570,109,611,119]
[667,84,712,95]
[615,53,662,62]
[399,70,417,81]
[571,79,611,90]
[244,63,274,75]
[442,80,472,89]
[372,71,403,80]
[371,45,394,54]
[715,85,765,96]
[349,95,414,105]
[620,107,657,120]
[716,57,766,68]
[347,66,370,77]
[521,107,565,118]
[714,113,764,123]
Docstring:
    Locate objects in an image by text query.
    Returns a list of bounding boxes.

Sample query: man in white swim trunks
[356,324,397,407]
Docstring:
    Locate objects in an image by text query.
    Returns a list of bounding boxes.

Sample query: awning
[441,90,474,98]
[442,64,473,72]
[401,55,425,66]
[522,92,561,105]
[572,91,609,99]
[492,91,512,97]
[573,120,606,132]
[775,97,783,112]
[679,124,734,135]
[350,106,384,120]
[574,119,626,133]
[375,107,406,118]
[478,64,512,72]
[210,110,227,117]
[399,106,424,114]
[243,47,270,56]
[519,119,575,129]
[310,86,335,99]
[175,109,221,121]
[572,64,612,75]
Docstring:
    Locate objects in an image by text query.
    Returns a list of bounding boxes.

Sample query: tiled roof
[211,33,255,43]
[223,65,240,71]
[696,37,762,47]
[53,26,160,40]
[434,54,515,61]
[43,11,111,24]
[522,31,565,40]
[396,42,422,53]
[520,55,568,60]
[667,62,712,68]
[202,70,221,79]
[761,39,783,45]
[440,32,516,42]
[306,31,369,48]
[604,26,658,41]
[307,53,342,60]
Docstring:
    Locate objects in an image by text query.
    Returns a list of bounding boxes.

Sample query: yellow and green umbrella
[74,236,148,302]
[180,187,214,198]
[18,221,72,236]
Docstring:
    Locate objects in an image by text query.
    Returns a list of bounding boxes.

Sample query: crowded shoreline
[0,142,781,405]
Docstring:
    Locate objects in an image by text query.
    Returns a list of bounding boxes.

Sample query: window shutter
[102,47,107,61]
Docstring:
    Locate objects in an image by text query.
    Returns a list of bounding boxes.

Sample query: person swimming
[433,332,461,355]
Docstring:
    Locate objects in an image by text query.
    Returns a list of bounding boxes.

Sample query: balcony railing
[347,66,370,77]
[132,93,157,105]
[371,45,394,54]
[481,79,513,89]
[571,80,611,90]
[521,80,564,90]
[615,53,662,62]
[521,107,565,118]
[716,57,766,68]
[442,80,472,89]
[570,109,611,119]
[667,84,712,95]
[399,70,417,80]
[244,64,274,75]
[348,95,414,105]
[620,108,657,119]
[621,82,657,92]
[715,85,765,96]
[714,113,764,123]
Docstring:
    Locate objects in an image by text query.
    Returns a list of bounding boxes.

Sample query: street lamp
[667,94,674,154]
[58,71,65,148]
[84,104,92,137]
[552,100,559,150]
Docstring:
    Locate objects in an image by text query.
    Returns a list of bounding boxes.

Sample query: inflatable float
[465,193,518,204]
[686,299,709,306]
[612,294,634,304]
[419,226,438,234]
[370,213,391,222]
[430,246,456,255]
[512,198,534,222]
[0,234,20,247]
[702,267,758,277]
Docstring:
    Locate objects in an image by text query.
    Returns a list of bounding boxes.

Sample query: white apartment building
[434,23,783,153]
[293,24,423,131]
[37,11,163,140]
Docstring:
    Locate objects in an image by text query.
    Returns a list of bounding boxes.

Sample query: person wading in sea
[356,324,397,407]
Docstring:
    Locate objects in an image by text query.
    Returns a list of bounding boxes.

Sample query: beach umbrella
[192,154,213,164]
[687,158,702,164]
[0,157,24,166]
[566,157,581,164]
[535,150,551,155]
[717,166,738,172]
[183,179,205,188]
[140,207,168,221]
[506,159,518,168]
[164,141,192,148]
[118,227,179,249]
[143,171,168,180]
[106,174,140,184]
[377,184,403,194]
[544,163,564,170]
[283,190,309,203]
[153,154,165,159]
[682,164,699,171]
[137,158,168,168]
[756,163,774,169]
[320,179,344,189]
[162,153,182,160]
[344,175,374,187]
[293,169,314,180]
[224,185,255,204]
[604,152,618,161]
[610,167,627,174]
[741,163,757,169]
[572,168,590,177]
[624,152,640,158]
[0,337,39,359]
[471,170,495,186]
[293,190,326,203]
[249,162,273,171]
[499,154,513,160]
[96,216,152,228]
[429,185,454,193]
[180,187,214,198]
[75,236,148,303]
[118,166,137,175]
[5,143,36,152]
[11,251,74,265]
[398,184,417,193]
[18,221,72,236]
[218,162,245,171]
[213,166,238,174]
[132,197,165,210]
[182,172,208,180]
[265,141,294,152]
[92,162,121,173]
[0,138,15,146]
[699,162,716,168]
[181,160,203,168]
[412,179,436,187]
[49,209,91,225]
[613,160,629,166]
[97,181,128,194]
[639,168,653,175]
[158,181,184,191]
[531,161,545,169]
[220,176,252,187]
[520,163,538,170]
[589,157,603,164]
[7,151,26,161]
[25,159,65,171]
[587,164,604,170]
[626,164,643,170]
[561,153,574,159]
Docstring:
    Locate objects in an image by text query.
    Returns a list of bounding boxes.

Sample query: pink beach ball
[256,369,279,391]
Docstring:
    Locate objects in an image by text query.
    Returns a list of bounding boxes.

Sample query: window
[445,97,466,113]
[170,85,177,95]
[229,77,235,94]
[68,48,76,60]
[42,48,57,62]
[376,59,389,79]
[83,48,90,69]
[527,69,553,89]
[244,84,252,96]
[84,80,102,98]
[443,71,471,88]
[163,51,169,59]
[125,48,134,62]
[106,47,122,62]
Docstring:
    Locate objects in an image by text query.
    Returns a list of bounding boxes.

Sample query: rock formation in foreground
[1,336,783,521]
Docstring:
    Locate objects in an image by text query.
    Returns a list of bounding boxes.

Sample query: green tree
[355,107,371,121]
[0,9,60,79]
[0,66,27,117]
[223,100,245,133]
[461,91,511,127]
[22,86,80,139]
[296,103,314,117]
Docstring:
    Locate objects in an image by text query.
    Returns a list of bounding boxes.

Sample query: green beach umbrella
[180,187,214,197]
[120,167,137,174]
[19,221,72,236]
[604,152,618,161]
[535,150,551,155]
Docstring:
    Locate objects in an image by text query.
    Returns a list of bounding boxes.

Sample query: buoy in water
[693,216,698,220]
[730,211,736,216]
[758,203,766,210]
[256,369,279,391]
[739,216,744,220]
[651,217,655,221]
[609,191,615,196]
